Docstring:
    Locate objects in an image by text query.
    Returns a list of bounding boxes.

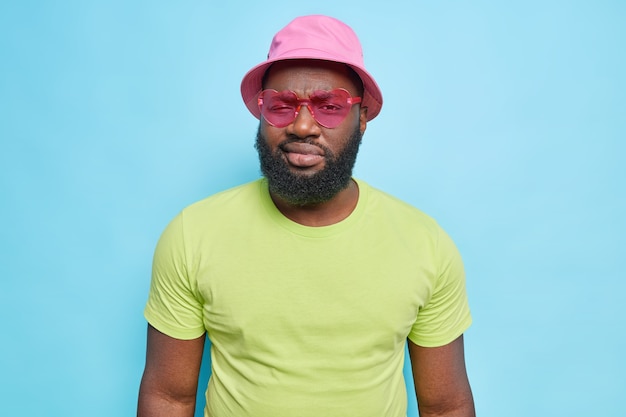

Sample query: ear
[359,107,368,134]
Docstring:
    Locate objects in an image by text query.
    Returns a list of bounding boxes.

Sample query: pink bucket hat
[240,15,383,121]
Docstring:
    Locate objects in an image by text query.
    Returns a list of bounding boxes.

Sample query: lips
[280,142,325,168]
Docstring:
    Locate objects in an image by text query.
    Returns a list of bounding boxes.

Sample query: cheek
[260,124,284,146]
[334,113,361,142]
[340,107,363,135]
[326,129,355,154]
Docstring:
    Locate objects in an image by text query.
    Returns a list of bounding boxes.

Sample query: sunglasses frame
[257,88,362,129]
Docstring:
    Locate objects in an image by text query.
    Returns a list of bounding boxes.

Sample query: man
[138,15,475,417]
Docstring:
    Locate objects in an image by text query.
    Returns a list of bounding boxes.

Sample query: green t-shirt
[145,178,471,417]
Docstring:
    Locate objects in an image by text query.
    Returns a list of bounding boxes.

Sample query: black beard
[255,126,363,206]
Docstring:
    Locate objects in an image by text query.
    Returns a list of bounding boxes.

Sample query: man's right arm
[137,324,206,417]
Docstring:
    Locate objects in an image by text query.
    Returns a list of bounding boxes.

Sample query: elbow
[418,395,475,417]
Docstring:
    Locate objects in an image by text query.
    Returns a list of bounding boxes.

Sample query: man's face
[256,60,367,206]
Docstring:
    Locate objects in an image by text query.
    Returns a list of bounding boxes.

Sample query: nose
[288,104,321,137]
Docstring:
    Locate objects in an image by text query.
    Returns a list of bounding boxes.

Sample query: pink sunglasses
[258,88,362,129]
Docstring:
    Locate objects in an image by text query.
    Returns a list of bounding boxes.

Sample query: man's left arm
[408,335,475,417]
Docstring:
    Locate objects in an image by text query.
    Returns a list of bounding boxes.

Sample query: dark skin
[137,61,475,417]
[260,60,367,226]
[409,336,475,417]
[137,325,205,417]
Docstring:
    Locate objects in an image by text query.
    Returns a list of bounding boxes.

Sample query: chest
[192,230,436,353]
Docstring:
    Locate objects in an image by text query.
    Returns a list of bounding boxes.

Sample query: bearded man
[138,15,475,417]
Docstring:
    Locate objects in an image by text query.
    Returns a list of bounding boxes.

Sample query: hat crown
[267,15,364,66]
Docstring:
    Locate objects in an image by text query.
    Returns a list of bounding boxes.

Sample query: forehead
[263,60,360,96]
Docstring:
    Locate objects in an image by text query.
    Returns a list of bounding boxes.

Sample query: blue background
[1,1,624,416]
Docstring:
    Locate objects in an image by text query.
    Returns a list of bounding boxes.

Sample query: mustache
[278,138,334,159]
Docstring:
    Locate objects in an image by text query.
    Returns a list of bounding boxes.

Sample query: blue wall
[1,1,624,416]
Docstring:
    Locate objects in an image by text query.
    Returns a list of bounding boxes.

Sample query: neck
[270,179,359,227]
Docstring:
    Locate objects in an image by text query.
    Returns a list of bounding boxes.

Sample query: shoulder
[181,179,264,221]
[357,179,441,233]
[355,179,462,260]
[157,179,266,245]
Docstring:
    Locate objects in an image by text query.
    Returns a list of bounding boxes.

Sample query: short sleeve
[144,213,206,340]
[408,227,472,347]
